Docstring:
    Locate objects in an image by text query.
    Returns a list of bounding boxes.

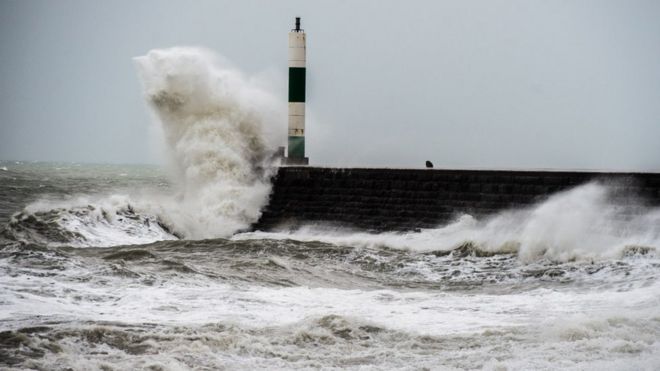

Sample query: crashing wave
[3,195,177,247]
[3,48,284,247]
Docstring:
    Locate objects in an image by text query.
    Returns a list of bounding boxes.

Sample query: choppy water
[1,161,659,371]
[2,48,659,370]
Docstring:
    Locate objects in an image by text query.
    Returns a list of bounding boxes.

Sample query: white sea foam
[9,194,176,247]
[2,250,658,369]
[2,247,657,333]
[239,183,660,262]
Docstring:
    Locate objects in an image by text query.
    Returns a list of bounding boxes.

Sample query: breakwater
[253,167,660,232]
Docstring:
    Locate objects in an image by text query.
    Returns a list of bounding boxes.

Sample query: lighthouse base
[282,157,309,166]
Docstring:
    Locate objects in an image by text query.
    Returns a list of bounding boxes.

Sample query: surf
[237,182,660,263]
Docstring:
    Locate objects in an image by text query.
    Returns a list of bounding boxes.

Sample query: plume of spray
[134,47,284,239]
[468,182,660,262]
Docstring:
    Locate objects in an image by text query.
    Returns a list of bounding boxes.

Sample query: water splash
[134,47,284,239]
[238,182,660,262]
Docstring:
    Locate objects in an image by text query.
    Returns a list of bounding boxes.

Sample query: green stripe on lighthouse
[288,67,306,102]
[288,136,305,159]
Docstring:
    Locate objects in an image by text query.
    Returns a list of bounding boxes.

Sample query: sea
[1,47,659,370]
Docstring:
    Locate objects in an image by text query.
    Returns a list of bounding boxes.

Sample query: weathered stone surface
[252,167,660,232]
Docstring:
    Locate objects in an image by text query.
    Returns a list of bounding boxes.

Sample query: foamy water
[1,232,658,370]
[237,182,660,262]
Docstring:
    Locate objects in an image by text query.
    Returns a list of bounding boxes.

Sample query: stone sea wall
[253,167,660,232]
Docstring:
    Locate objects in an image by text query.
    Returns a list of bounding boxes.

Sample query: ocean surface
[2,48,659,370]
[1,161,659,370]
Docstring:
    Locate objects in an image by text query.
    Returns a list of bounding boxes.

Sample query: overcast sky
[1,0,659,170]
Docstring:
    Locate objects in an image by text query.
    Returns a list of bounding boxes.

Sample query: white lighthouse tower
[284,17,308,165]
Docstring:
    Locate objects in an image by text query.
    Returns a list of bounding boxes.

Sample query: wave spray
[134,47,283,239]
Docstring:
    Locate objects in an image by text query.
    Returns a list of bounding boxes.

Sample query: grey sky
[1,0,659,170]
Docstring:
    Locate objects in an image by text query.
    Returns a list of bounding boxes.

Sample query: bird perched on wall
[426,161,433,168]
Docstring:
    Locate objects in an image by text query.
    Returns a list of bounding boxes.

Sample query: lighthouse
[284,17,309,165]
